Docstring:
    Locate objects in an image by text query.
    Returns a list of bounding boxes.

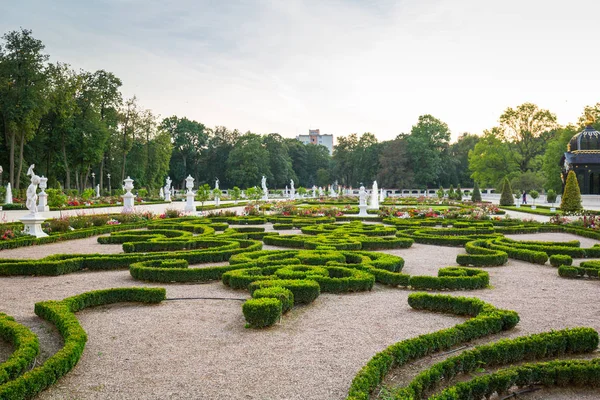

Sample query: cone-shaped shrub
[499,177,514,206]
[561,170,582,213]
[471,182,482,202]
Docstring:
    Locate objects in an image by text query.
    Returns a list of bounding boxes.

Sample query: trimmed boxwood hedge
[431,358,600,399]
[550,254,573,268]
[263,232,413,250]
[346,293,519,400]
[0,221,148,251]
[242,298,282,328]
[0,313,39,386]
[0,287,165,400]
[398,327,599,399]
[559,260,600,279]
[0,238,262,276]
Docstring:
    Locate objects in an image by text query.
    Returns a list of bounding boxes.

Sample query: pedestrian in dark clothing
[522,191,527,205]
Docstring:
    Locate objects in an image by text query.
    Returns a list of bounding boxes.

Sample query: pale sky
[3,0,599,142]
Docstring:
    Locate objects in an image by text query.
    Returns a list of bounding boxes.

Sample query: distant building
[296,129,334,154]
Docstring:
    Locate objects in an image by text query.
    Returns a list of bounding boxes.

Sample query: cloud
[2,0,600,142]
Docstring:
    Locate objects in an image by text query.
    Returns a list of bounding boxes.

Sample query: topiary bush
[549,254,573,268]
[546,188,557,204]
[252,287,294,314]
[242,298,282,328]
[499,177,514,206]
[471,182,482,202]
[561,170,583,214]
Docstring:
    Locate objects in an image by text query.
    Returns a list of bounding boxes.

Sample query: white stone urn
[122,176,135,213]
[184,175,195,212]
[37,176,49,212]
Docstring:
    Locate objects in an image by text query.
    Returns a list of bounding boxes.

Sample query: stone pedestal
[185,192,195,212]
[20,214,48,238]
[164,191,171,202]
[358,204,369,217]
[122,192,135,213]
[37,192,49,212]
[215,197,220,207]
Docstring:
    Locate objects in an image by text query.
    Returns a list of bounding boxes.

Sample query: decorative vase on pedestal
[37,176,49,212]
[358,185,369,217]
[122,176,135,213]
[184,175,195,212]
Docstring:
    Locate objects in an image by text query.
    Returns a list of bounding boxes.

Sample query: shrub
[499,177,514,206]
[471,182,482,202]
[346,293,519,400]
[530,189,539,205]
[546,189,557,204]
[561,170,582,214]
[550,254,573,268]
[248,279,321,304]
[0,287,165,399]
[242,298,282,328]
[252,287,294,314]
[46,189,67,208]
[0,313,39,385]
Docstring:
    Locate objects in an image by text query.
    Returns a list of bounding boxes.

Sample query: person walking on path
[522,191,527,205]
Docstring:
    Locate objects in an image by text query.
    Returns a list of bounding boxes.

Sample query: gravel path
[0,232,599,399]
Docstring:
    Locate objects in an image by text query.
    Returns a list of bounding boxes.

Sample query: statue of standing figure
[289,179,296,200]
[261,175,268,201]
[215,178,219,190]
[25,165,41,215]
[164,176,172,202]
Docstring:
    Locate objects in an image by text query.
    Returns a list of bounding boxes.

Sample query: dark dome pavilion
[561,117,600,194]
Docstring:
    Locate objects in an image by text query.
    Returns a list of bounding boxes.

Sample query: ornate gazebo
[560,116,600,194]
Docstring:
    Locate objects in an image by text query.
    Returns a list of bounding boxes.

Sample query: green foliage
[230,186,242,201]
[347,293,519,400]
[499,177,514,206]
[0,287,165,399]
[226,133,271,188]
[561,170,582,213]
[0,313,39,385]
[471,182,482,202]
[550,254,573,268]
[45,189,67,208]
[252,287,294,314]
[437,186,444,199]
[195,184,211,207]
[546,189,557,204]
[242,298,282,328]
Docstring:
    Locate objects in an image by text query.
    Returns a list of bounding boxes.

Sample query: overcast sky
[3,0,599,142]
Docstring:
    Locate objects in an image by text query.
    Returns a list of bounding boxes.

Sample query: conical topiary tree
[456,185,463,200]
[499,177,514,206]
[448,185,455,199]
[560,170,582,214]
[471,182,482,202]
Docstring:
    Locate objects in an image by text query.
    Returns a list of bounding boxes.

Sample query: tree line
[1,29,597,195]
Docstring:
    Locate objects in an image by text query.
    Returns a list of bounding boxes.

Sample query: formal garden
[1,178,600,400]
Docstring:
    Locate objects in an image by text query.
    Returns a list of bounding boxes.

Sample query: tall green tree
[406,115,451,187]
[160,116,207,187]
[468,128,518,187]
[498,102,558,173]
[263,133,296,187]
[0,28,49,188]
[333,133,358,186]
[226,132,270,188]
[377,136,413,188]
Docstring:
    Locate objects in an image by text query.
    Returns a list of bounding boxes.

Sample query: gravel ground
[0,232,599,399]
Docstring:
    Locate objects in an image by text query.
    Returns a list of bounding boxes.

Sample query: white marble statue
[358,184,368,217]
[215,178,219,190]
[159,187,164,199]
[122,176,135,213]
[25,165,40,215]
[95,184,100,198]
[289,179,296,200]
[261,175,268,201]
[379,187,385,202]
[38,176,49,212]
[312,185,317,198]
[5,182,12,204]
[164,176,172,202]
